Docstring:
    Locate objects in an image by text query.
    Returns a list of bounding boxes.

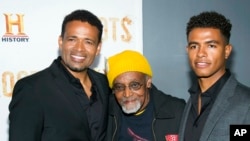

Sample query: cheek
[115,94,123,102]
[93,48,100,56]
[60,45,71,53]
[138,96,145,105]
[136,91,146,102]
[188,52,196,60]
[210,51,224,61]
[214,56,226,67]
[187,53,194,63]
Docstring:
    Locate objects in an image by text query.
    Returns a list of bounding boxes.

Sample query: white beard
[121,99,141,114]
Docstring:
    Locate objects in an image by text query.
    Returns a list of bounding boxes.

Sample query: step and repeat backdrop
[0,0,142,140]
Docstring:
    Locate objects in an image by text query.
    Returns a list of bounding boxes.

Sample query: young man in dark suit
[179,11,250,141]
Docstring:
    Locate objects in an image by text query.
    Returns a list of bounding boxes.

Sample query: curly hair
[186,11,232,44]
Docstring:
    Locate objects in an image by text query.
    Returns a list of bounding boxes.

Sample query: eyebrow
[188,40,219,46]
[65,35,77,39]
[188,41,197,46]
[205,40,219,44]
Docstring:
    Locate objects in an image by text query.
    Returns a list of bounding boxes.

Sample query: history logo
[2,13,29,43]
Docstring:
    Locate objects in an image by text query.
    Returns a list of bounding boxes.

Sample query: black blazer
[9,59,110,141]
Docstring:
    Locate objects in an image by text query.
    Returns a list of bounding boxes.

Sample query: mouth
[71,55,86,62]
[124,100,134,104]
[195,62,210,68]
[122,99,136,105]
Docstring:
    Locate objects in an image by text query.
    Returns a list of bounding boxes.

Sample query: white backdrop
[0,0,142,140]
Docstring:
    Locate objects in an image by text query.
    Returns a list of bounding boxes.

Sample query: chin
[122,103,141,114]
[196,73,211,78]
[194,70,210,77]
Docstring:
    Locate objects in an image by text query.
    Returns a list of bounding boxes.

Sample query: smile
[195,62,209,68]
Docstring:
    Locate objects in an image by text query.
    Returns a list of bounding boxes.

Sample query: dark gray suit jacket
[9,58,110,141]
[179,75,250,141]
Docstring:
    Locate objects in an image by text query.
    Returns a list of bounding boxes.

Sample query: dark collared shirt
[56,57,102,141]
[184,70,231,141]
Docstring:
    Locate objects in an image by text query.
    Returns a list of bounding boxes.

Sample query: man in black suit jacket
[8,9,111,141]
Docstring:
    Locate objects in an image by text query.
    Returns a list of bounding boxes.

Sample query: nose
[197,46,207,58]
[123,86,132,98]
[75,39,85,51]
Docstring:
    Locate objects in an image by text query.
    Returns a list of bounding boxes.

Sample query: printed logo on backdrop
[2,13,29,43]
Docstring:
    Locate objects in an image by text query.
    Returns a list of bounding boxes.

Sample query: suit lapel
[200,76,237,140]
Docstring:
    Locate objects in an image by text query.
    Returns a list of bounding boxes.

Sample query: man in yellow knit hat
[106,50,186,141]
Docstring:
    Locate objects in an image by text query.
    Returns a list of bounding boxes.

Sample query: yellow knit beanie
[106,50,153,88]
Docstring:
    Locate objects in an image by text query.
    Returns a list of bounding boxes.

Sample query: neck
[198,70,226,93]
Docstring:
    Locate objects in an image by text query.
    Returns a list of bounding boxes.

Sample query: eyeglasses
[112,81,143,93]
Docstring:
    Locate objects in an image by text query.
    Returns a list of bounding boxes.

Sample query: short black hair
[186,11,232,44]
[61,9,103,43]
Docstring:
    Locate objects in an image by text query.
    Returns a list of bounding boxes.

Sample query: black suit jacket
[9,58,110,141]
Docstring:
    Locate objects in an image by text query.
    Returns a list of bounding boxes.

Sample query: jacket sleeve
[9,80,43,141]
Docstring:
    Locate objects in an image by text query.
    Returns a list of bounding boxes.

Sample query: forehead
[64,21,99,36]
[188,28,223,39]
[114,71,145,83]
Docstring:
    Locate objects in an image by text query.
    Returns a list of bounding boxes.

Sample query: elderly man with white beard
[105,50,186,141]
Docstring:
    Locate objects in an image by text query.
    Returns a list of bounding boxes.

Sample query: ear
[186,45,189,53]
[146,77,152,88]
[58,36,63,50]
[95,42,102,56]
[225,44,232,59]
